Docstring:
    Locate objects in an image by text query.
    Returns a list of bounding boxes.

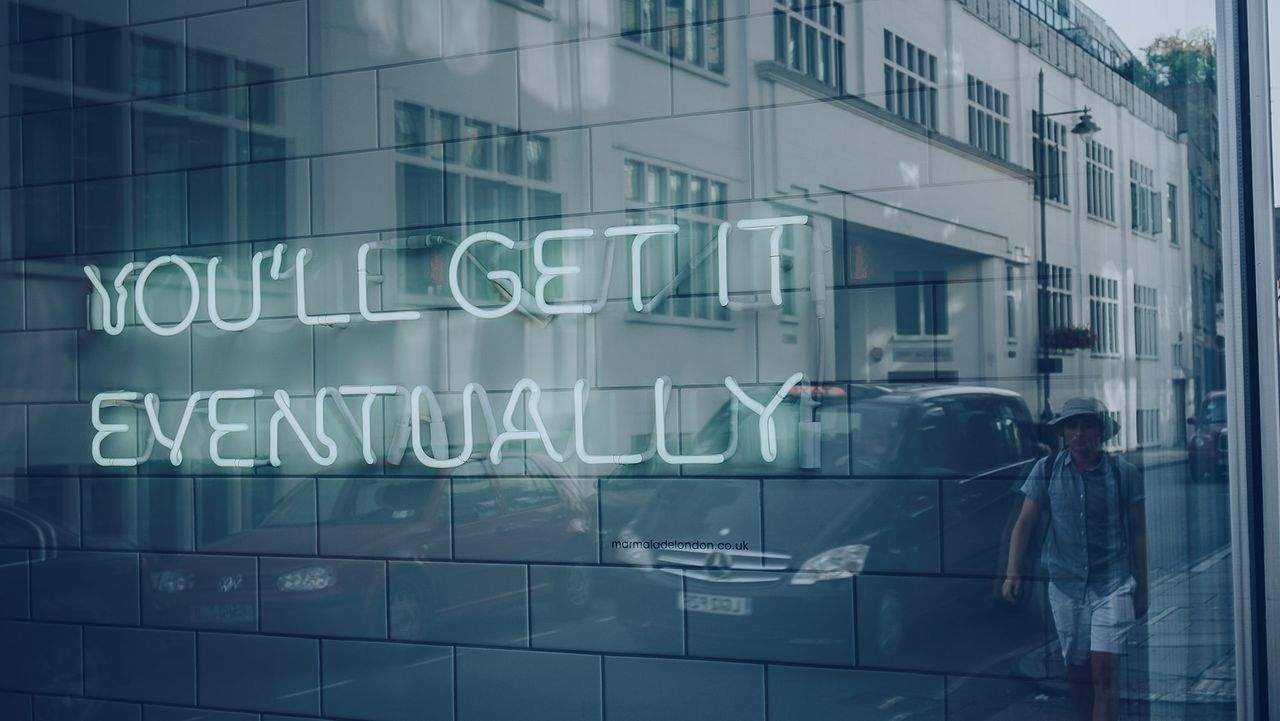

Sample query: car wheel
[877,590,905,657]
[389,583,428,638]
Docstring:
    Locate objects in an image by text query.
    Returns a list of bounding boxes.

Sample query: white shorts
[1048,577,1136,665]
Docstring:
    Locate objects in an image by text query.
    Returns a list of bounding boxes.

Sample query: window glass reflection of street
[0,0,1240,720]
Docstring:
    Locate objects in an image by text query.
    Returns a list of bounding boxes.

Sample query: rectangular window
[622,0,724,73]
[1201,271,1217,333]
[1134,283,1158,358]
[894,270,949,337]
[624,158,729,322]
[1104,410,1125,450]
[393,100,427,152]
[393,101,559,304]
[967,75,1009,160]
[1129,160,1160,235]
[1005,263,1018,340]
[1136,408,1161,447]
[883,29,938,130]
[1086,140,1115,221]
[1041,262,1074,332]
[1033,112,1069,204]
[1167,182,1180,245]
[774,1,845,92]
[1089,274,1120,356]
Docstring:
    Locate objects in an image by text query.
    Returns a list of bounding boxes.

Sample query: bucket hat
[1047,396,1119,441]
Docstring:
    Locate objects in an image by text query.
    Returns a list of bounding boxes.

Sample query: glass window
[1089,273,1121,355]
[883,29,938,129]
[1129,160,1160,234]
[894,270,949,336]
[622,0,725,73]
[1133,283,1159,358]
[774,0,845,91]
[967,74,1010,159]
[624,158,729,321]
[1033,112,1069,203]
[5,1,1259,719]
[1086,139,1116,221]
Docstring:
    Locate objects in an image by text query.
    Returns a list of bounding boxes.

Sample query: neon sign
[86,217,811,469]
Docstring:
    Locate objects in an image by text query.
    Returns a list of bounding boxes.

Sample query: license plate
[191,602,254,624]
[679,592,752,616]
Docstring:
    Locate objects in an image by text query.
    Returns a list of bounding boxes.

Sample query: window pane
[15,2,1251,720]
[895,271,921,335]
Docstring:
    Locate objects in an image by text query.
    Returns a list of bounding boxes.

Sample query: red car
[1187,390,1229,483]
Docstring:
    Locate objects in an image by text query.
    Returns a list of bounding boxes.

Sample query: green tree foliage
[1139,29,1216,90]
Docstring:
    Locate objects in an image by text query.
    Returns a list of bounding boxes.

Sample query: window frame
[623,157,731,324]
[1129,160,1162,236]
[1089,273,1121,357]
[1133,283,1159,359]
[389,100,562,306]
[894,269,950,338]
[621,0,726,75]
[1033,111,1070,204]
[883,29,939,130]
[967,74,1010,160]
[1041,262,1074,355]
[1085,139,1116,222]
[774,0,846,93]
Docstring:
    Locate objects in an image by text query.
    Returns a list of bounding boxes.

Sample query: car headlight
[275,565,337,592]
[791,544,870,586]
[151,569,195,593]
[1193,436,1206,448]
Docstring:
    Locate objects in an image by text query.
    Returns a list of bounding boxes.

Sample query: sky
[1083,0,1278,205]
[1082,0,1216,55]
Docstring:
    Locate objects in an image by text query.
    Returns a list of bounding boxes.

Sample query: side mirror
[1186,417,1198,427]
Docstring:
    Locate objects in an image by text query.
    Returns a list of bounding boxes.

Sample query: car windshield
[1202,396,1228,424]
[849,399,910,475]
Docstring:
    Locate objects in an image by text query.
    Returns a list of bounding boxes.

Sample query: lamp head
[1071,110,1101,141]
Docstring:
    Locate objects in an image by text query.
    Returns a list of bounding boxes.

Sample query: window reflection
[0,0,1243,719]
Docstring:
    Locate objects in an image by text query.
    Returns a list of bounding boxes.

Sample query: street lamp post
[1035,69,1101,425]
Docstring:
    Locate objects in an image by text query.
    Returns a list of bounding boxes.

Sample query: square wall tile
[30,550,139,624]
[196,477,316,555]
[604,656,764,721]
[389,561,527,646]
[318,478,451,559]
[197,632,319,715]
[260,556,387,638]
[530,565,682,654]
[309,0,443,74]
[321,639,452,721]
[0,620,82,694]
[766,665,945,721]
[456,648,600,721]
[85,626,196,705]
[187,1,307,90]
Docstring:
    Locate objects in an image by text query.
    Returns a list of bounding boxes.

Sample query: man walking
[1002,397,1148,721]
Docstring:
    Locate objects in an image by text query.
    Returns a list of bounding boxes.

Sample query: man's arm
[1002,496,1041,603]
[1129,500,1148,618]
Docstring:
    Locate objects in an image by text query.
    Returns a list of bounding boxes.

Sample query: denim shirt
[1019,451,1144,602]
